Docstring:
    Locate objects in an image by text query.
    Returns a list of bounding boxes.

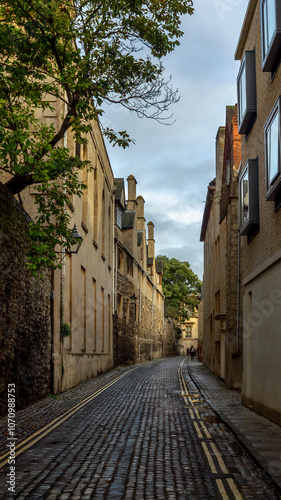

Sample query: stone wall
[163,317,176,358]
[0,183,51,415]
[113,270,163,366]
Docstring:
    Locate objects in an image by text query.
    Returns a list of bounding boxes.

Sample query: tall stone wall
[113,270,163,366]
[0,183,51,415]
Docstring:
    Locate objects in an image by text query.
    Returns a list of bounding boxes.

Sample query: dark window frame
[239,159,260,237]
[237,50,257,135]
[260,0,281,72]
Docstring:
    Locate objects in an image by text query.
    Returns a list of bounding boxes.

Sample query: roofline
[115,238,165,298]
[200,184,216,242]
[235,0,258,60]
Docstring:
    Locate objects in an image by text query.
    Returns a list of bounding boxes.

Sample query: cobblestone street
[0,357,280,499]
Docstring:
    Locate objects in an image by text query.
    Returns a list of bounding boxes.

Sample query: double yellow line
[0,369,134,470]
[178,360,243,500]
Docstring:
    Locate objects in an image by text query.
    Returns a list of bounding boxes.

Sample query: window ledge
[81,221,88,233]
[266,174,281,201]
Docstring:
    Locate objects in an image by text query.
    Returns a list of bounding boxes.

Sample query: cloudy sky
[103,0,249,280]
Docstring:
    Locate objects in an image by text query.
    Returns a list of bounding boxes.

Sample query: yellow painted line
[194,421,203,439]
[216,479,230,500]
[200,421,212,439]
[0,368,135,470]
[210,442,229,475]
[194,408,200,420]
[181,359,244,500]
[202,442,217,473]
[227,478,244,500]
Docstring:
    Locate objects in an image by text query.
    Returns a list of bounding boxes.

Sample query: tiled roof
[155,259,163,274]
[122,211,135,229]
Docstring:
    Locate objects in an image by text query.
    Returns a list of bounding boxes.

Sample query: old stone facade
[19,118,115,394]
[0,183,51,414]
[200,128,225,378]
[113,176,165,366]
[200,107,242,388]
[175,304,199,357]
[235,0,281,425]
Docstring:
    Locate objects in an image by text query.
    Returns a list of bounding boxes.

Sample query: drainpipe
[236,228,241,354]
[50,270,55,394]
[151,286,154,360]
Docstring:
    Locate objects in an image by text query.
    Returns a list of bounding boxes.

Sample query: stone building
[10,117,115,394]
[200,106,241,387]
[235,0,281,425]
[113,175,165,366]
[175,303,199,356]
[219,106,242,389]
[1,90,115,394]
[1,81,167,402]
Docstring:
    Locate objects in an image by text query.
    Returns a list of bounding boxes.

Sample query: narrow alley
[0,357,280,499]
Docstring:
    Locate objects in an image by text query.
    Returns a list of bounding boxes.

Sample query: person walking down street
[190,345,196,361]
[186,348,190,356]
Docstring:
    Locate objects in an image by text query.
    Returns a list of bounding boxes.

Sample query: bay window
[264,97,281,201]
[237,50,256,135]
[239,159,259,237]
[260,0,281,72]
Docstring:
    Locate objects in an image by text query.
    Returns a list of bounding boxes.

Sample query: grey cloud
[102,0,248,278]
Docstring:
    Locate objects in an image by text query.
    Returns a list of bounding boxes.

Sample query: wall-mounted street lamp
[59,224,83,264]
[131,293,137,304]
[68,224,83,255]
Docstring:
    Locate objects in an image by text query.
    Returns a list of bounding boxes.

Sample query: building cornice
[235,0,258,60]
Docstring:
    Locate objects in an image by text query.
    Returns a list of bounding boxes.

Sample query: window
[116,205,122,229]
[117,293,123,317]
[241,168,249,226]
[260,0,281,72]
[239,159,259,237]
[117,248,123,271]
[264,97,281,201]
[237,50,256,135]
[185,326,192,338]
[127,255,133,277]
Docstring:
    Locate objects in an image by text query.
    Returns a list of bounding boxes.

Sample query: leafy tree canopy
[0,0,194,275]
[157,255,201,323]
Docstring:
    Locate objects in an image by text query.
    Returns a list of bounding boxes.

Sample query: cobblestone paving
[0,357,280,499]
[0,366,134,456]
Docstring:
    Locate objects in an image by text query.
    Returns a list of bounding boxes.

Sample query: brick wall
[239,5,281,278]
[236,1,281,423]
[0,183,51,415]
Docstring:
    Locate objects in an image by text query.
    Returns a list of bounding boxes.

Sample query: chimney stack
[127,175,137,212]
[147,221,155,258]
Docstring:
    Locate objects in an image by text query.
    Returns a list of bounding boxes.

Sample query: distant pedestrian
[190,346,196,361]
[186,348,190,356]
